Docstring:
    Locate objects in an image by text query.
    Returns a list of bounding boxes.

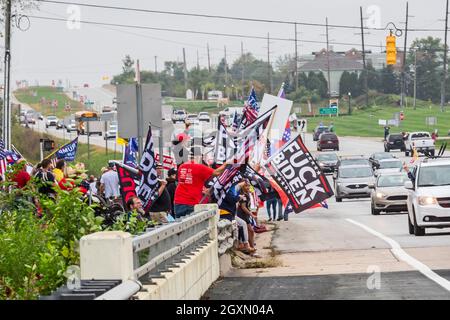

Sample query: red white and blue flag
[239,87,259,129]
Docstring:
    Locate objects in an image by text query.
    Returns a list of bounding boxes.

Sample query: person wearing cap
[165,167,178,218]
[174,146,229,218]
[148,164,171,224]
[99,162,120,199]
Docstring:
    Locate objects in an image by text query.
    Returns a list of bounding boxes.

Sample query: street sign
[378,119,387,126]
[388,119,399,127]
[426,117,437,126]
[319,107,338,115]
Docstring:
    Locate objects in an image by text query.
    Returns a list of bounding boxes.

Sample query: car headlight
[418,196,438,206]
[319,162,325,167]
[376,192,385,199]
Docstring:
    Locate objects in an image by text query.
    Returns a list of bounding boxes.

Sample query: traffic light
[386,34,397,65]
[42,139,55,151]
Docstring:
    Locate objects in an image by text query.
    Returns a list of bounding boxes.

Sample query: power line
[36,0,449,32]
[27,14,386,49]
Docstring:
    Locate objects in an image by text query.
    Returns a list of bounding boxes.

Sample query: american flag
[0,139,8,178]
[278,83,291,144]
[239,87,259,129]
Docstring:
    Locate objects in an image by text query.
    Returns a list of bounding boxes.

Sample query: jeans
[266,198,278,219]
[174,204,194,218]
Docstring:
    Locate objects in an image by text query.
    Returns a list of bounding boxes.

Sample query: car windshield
[339,167,373,178]
[412,133,430,139]
[389,135,403,141]
[374,153,392,160]
[340,159,369,166]
[317,154,338,161]
[418,165,450,187]
[318,127,328,132]
[379,160,402,169]
[48,116,56,119]
[378,175,408,187]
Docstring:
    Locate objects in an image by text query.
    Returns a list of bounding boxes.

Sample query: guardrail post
[80,231,134,282]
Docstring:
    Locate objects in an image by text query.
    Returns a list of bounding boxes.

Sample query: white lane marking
[346,218,450,292]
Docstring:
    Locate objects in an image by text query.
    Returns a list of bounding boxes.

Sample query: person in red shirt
[174,147,228,218]
[11,159,31,189]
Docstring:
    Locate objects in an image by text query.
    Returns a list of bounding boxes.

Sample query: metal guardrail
[217,219,236,256]
[132,208,216,282]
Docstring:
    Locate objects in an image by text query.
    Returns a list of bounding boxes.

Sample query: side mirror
[404,181,414,190]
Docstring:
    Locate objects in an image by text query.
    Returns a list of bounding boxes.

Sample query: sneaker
[276,217,283,221]
[268,218,272,222]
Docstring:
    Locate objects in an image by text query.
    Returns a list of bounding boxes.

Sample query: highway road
[66,86,116,113]
[205,133,450,300]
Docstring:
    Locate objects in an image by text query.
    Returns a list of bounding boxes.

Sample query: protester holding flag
[165,168,177,217]
[148,165,171,224]
[174,146,229,218]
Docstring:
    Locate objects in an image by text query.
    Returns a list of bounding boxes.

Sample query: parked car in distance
[172,110,187,123]
[405,158,450,236]
[313,126,330,141]
[369,152,395,169]
[198,112,210,122]
[46,115,58,128]
[316,152,339,174]
[374,158,403,176]
[334,165,375,202]
[384,133,406,152]
[370,173,409,215]
[317,133,339,151]
[404,131,435,157]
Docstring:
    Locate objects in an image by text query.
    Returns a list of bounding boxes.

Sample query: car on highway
[186,114,199,124]
[317,133,339,151]
[56,120,64,130]
[313,126,330,141]
[405,158,450,236]
[198,112,210,122]
[36,112,44,121]
[25,110,36,124]
[405,131,435,157]
[334,156,371,182]
[65,119,77,133]
[369,152,395,169]
[172,110,187,123]
[374,158,403,176]
[334,165,375,202]
[384,133,406,152]
[370,173,409,215]
[45,115,58,128]
[104,122,117,140]
[316,152,339,174]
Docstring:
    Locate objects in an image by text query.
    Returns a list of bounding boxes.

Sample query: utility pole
[401,2,409,108]
[360,7,369,108]
[325,18,331,99]
[154,56,158,73]
[224,46,228,85]
[294,23,299,91]
[241,41,245,100]
[2,0,12,149]
[182,48,188,90]
[267,33,273,94]
[414,49,417,109]
[207,43,211,73]
[197,50,200,70]
[441,0,449,112]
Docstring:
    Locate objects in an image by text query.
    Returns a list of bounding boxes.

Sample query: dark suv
[384,133,406,152]
[317,133,339,151]
[313,126,330,141]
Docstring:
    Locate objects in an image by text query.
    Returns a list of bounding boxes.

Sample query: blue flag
[55,137,79,162]
[124,137,138,168]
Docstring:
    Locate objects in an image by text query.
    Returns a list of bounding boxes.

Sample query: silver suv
[335,165,375,202]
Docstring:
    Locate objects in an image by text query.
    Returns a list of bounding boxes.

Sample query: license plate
[328,141,332,144]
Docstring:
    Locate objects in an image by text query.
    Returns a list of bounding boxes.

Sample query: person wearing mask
[148,165,171,224]
[53,159,66,182]
[100,162,120,199]
[34,159,57,198]
[165,168,177,217]
[173,147,228,218]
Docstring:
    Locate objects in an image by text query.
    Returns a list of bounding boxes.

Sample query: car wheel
[371,203,380,215]
[413,208,425,236]
[408,215,414,235]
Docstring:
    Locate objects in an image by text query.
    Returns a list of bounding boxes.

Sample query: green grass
[306,104,450,139]
[14,86,85,119]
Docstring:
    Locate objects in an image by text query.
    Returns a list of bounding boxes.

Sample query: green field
[14,86,85,118]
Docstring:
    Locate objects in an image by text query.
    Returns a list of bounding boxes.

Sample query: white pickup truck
[405,132,435,157]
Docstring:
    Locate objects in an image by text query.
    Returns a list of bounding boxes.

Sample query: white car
[405,158,450,236]
[172,110,187,123]
[186,114,199,124]
[405,132,435,157]
[198,112,210,122]
[46,115,58,128]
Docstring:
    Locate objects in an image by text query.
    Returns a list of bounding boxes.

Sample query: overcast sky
[8,0,449,88]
